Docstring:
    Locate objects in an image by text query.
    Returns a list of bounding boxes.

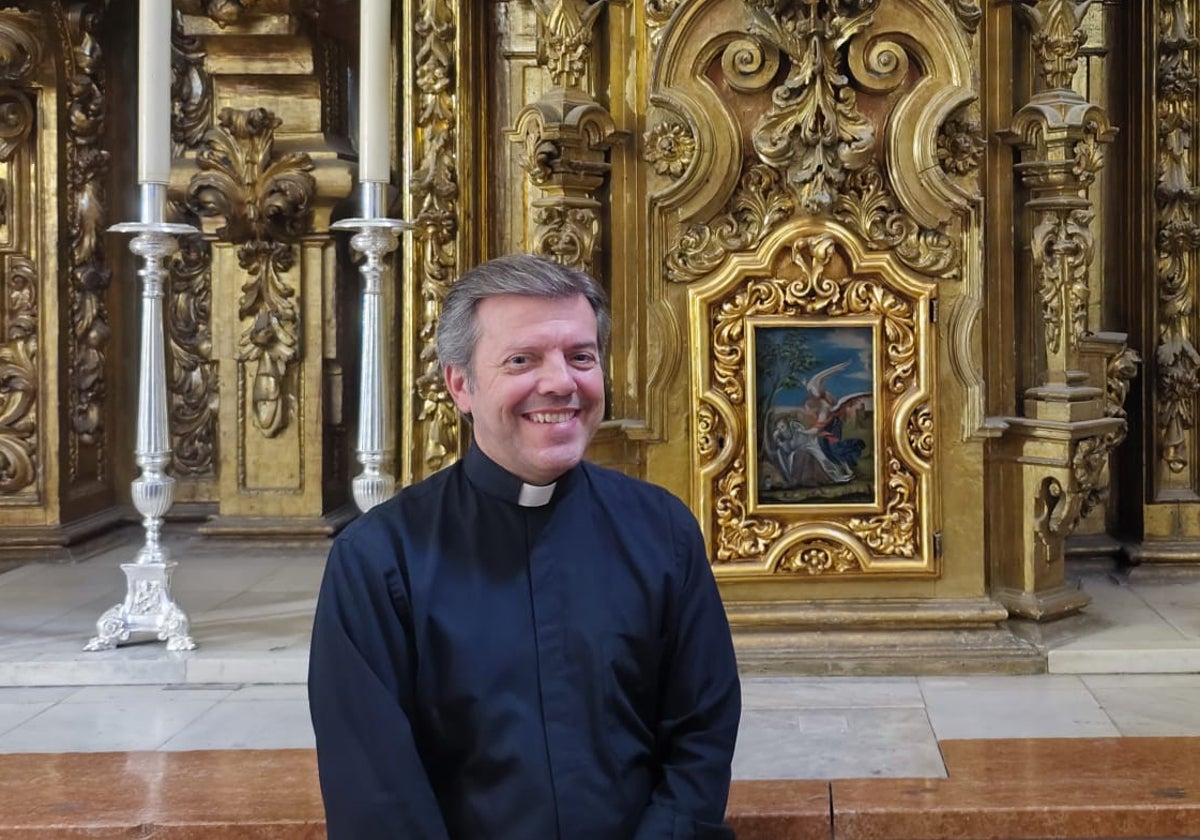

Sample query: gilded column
[994,0,1129,618]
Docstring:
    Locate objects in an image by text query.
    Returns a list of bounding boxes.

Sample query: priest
[308,254,741,838]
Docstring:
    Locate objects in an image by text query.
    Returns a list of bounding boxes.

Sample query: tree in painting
[756,328,818,445]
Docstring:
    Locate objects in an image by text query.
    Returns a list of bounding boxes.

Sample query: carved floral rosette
[692,229,937,577]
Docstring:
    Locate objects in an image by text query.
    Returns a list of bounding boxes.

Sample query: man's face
[445,293,605,485]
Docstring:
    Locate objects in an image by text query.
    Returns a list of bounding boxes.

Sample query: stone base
[732,626,1044,676]
[1124,539,1200,568]
[992,584,1091,621]
[197,503,358,538]
[0,507,130,560]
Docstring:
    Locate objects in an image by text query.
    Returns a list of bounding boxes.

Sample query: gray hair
[436,254,611,376]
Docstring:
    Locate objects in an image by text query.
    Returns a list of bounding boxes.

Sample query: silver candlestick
[333,182,412,513]
[86,185,199,652]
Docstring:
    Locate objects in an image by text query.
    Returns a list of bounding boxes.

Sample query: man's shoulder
[578,461,692,520]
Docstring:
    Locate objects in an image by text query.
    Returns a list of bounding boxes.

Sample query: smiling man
[308,254,741,839]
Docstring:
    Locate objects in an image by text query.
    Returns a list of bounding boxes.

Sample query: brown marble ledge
[833,737,1200,840]
[0,750,325,838]
[726,779,832,840]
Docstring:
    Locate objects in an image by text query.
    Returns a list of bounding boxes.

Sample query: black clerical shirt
[308,445,741,839]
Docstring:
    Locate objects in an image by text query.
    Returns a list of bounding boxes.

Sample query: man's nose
[537,353,577,394]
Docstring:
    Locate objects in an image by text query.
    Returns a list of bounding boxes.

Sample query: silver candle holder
[85,185,199,652]
[332,182,412,513]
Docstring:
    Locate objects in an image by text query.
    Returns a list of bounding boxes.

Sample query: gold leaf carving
[64,3,112,476]
[186,107,315,438]
[532,203,599,271]
[0,88,33,163]
[1016,0,1091,90]
[200,0,261,28]
[847,454,917,556]
[168,236,217,476]
[936,116,986,177]
[941,0,982,34]
[0,254,36,494]
[0,9,42,83]
[412,0,460,473]
[171,11,213,155]
[908,404,934,461]
[701,234,931,572]
[532,0,607,89]
[834,163,960,280]
[666,164,796,283]
[721,37,780,93]
[745,0,878,215]
[643,119,695,179]
[714,460,782,563]
[1155,0,1200,474]
[1032,206,1093,354]
[777,539,862,575]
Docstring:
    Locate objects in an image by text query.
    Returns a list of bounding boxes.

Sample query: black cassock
[309,444,741,839]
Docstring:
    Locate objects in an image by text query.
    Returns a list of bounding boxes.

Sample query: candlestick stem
[333,185,410,512]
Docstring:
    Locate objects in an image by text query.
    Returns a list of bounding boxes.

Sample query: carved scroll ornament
[186,107,315,438]
[0,255,36,494]
[745,0,878,216]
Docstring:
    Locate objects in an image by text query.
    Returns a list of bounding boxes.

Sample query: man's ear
[444,364,472,414]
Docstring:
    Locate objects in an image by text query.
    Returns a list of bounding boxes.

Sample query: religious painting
[749,320,877,507]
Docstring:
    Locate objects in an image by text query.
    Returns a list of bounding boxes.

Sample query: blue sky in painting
[770,325,873,409]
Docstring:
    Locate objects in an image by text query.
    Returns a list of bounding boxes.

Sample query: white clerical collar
[518,481,556,507]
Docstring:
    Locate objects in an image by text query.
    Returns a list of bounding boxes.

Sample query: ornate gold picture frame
[691,229,939,578]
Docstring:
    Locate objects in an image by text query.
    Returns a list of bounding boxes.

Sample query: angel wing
[830,391,872,420]
[805,359,851,399]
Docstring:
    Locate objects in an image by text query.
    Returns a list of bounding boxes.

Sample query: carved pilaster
[994,0,1127,619]
[403,0,462,482]
[509,2,620,274]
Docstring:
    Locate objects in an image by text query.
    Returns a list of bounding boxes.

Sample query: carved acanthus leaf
[908,404,934,461]
[834,164,960,280]
[847,454,918,556]
[186,108,314,438]
[532,204,598,272]
[1031,206,1093,354]
[745,0,878,215]
[666,164,796,283]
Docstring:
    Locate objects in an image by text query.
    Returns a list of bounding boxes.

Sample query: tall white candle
[137,0,172,184]
[359,0,391,182]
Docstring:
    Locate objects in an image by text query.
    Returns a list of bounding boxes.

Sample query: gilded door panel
[646,0,981,578]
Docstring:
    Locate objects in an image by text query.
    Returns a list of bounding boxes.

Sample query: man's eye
[506,355,530,367]
[572,353,597,366]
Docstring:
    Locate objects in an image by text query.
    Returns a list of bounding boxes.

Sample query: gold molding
[0,254,37,498]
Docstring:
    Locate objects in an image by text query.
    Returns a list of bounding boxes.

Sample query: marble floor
[0,524,1198,783]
